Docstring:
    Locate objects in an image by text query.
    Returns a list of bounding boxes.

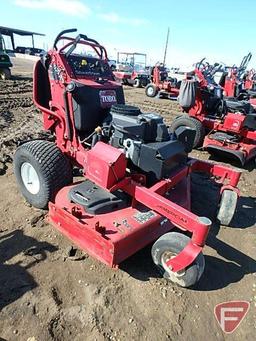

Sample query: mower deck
[204,134,256,165]
[48,158,240,270]
[49,178,188,268]
[159,88,180,99]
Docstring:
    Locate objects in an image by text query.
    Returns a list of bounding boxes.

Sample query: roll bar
[53,28,77,49]
[53,28,107,60]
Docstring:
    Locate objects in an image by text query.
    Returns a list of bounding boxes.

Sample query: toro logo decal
[214,301,250,334]
[99,90,117,108]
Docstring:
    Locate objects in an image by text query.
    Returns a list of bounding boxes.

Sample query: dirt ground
[0,58,255,341]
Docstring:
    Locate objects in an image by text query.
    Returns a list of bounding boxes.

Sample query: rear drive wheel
[217,189,238,226]
[145,84,158,97]
[0,68,11,80]
[133,78,141,88]
[170,115,205,148]
[151,232,205,287]
[14,140,72,209]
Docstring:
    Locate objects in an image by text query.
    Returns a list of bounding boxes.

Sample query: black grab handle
[53,28,77,49]
[78,34,100,46]
[65,34,104,58]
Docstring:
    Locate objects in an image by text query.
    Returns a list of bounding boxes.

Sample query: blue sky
[2,0,256,68]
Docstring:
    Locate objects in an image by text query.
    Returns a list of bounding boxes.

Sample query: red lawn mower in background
[113,52,149,88]
[242,68,256,108]
[145,63,180,99]
[13,29,241,288]
[243,68,256,91]
[170,59,256,165]
[219,53,256,107]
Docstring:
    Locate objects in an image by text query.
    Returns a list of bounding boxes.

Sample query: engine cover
[108,105,189,181]
[138,140,186,180]
[109,105,169,147]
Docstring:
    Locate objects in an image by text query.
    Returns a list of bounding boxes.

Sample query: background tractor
[0,33,12,80]
[113,52,149,88]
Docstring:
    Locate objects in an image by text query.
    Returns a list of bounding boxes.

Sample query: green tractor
[0,33,12,80]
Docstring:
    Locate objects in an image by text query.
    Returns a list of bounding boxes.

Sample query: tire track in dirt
[0,79,44,174]
[124,86,181,125]
[0,79,32,95]
[0,97,33,112]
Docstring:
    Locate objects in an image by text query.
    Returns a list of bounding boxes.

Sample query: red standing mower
[243,68,256,91]
[145,64,180,99]
[241,68,256,109]
[218,53,256,108]
[170,60,256,165]
[14,29,241,287]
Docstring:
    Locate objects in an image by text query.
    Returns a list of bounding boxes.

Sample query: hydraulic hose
[63,90,72,140]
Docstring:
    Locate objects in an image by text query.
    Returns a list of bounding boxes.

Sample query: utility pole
[0,34,3,51]
[163,27,170,66]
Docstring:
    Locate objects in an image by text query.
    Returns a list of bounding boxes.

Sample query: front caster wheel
[151,232,205,287]
[217,189,238,226]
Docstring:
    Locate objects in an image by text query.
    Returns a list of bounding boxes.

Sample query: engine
[105,105,195,181]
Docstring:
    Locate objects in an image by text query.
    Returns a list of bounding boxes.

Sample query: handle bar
[53,29,107,59]
[78,34,100,46]
[53,28,77,49]
[237,52,252,78]
[240,52,252,69]
[196,57,206,69]
[65,34,104,58]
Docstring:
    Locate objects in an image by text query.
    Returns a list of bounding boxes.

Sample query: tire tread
[14,140,72,208]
